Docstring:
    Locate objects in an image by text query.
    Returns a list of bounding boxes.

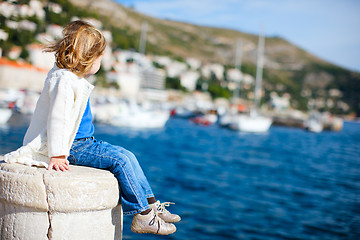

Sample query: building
[46,24,63,39]
[201,63,224,80]
[180,71,199,91]
[270,92,290,111]
[166,61,187,78]
[141,69,166,90]
[0,29,8,41]
[106,68,142,100]
[226,68,242,82]
[186,58,201,70]
[27,43,55,70]
[8,46,22,60]
[0,58,48,91]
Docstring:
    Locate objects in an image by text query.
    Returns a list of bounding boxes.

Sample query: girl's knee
[102,142,138,166]
[111,153,132,167]
[121,149,137,162]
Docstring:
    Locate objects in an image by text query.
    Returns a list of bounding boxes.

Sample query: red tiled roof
[27,43,44,50]
[0,57,48,72]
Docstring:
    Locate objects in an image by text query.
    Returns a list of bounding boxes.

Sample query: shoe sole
[131,225,176,235]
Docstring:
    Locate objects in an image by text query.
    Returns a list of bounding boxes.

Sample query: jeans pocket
[71,139,93,153]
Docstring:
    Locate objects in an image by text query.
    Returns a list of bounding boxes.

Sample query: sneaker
[150,201,181,223]
[131,209,176,235]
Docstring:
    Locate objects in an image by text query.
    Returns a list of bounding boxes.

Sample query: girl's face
[86,55,103,77]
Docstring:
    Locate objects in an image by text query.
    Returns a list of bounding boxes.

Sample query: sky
[115,0,360,73]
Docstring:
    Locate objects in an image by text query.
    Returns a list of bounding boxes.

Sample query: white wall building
[270,92,290,111]
[18,4,32,18]
[108,51,168,100]
[201,63,224,80]
[186,58,201,70]
[36,32,55,44]
[242,73,255,85]
[141,69,166,90]
[166,61,187,78]
[100,31,114,72]
[180,71,200,91]
[107,70,142,99]
[226,68,242,82]
[29,0,45,19]
[0,2,17,18]
[0,0,44,19]
[114,50,152,70]
[47,24,63,39]
[153,56,172,67]
[101,46,113,72]
[83,18,103,30]
[0,29,8,41]
[19,20,37,31]
[8,47,21,60]
[27,43,55,70]
[48,2,62,14]
[106,58,143,99]
[0,58,48,91]
[5,20,19,29]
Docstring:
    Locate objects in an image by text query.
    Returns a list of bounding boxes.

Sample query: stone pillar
[0,161,122,240]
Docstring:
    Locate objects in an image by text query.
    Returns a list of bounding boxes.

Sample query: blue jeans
[67,137,154,215]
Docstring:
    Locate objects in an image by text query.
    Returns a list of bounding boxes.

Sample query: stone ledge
[0,161,122,240]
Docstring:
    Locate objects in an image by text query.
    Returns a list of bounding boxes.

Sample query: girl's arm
[48,155,70,171]
[47,74,75,169]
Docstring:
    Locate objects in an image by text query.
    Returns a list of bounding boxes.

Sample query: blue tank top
[75,99,94,139]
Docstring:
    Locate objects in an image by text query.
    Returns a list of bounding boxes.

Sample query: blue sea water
[1,117,359,240]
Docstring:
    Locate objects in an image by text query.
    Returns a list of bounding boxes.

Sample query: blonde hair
[45,20,106,77]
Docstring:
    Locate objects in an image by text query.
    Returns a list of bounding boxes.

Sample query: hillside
[70,0,316,67]
[69,0,360,117]
[0,0,359,116]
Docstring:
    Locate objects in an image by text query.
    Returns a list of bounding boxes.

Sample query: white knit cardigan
[3,65,94,168]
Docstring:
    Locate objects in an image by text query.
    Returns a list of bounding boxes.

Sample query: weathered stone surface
[0,161,122,240]
[43,166,119,213]
[0,162,48,210]
[0,202,49,240]
[49,205,122,240]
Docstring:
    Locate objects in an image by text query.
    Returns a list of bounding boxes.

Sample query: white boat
[171,106,195,118]
[94,101,169,129]
[305,111,323,133]
[229,110,272,133]
[111,103,169,129]
[191,111,218,126]
[0,108,12,124]
[229,31,272,133]
[305,118,323,133]
[219,113,233,127]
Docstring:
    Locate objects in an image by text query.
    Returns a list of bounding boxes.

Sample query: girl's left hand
[48,156,70,171]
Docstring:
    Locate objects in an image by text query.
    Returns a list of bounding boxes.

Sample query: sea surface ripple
[1,117,359,240]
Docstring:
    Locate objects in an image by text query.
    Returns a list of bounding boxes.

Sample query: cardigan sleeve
[47,74,75,157]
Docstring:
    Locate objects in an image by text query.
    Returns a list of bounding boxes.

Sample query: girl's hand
[48,155,70,171]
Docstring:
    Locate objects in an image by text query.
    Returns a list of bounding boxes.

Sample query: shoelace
[149,213,161,234]
[157,202,175,213]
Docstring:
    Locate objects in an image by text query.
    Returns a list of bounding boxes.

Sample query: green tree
[207,82,231,99]
[165,77,186,91]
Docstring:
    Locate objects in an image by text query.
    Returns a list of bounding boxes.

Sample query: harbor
[0,86,345,133]
[1,114,359,240]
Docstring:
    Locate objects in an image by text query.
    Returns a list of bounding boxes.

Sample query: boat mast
[235,39,242,71]
[139,22,148,54]
[254,30,265,110]
[233,39,242,102]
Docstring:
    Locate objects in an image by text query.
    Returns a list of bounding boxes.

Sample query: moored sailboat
[229,109,272,132]
[229,30,272,133]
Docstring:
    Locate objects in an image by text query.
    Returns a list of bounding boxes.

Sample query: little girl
[3,20,180,235]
